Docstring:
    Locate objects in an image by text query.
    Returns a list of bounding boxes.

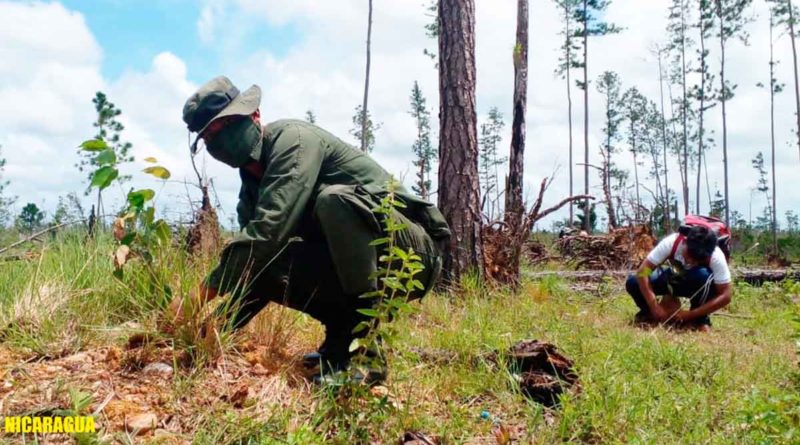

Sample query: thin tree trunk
[657,48,670,231]
[503,0,528,286]
[602,149,617,229]
[437,0,483,281]
[681,2,690,215]
[770,10,778,252]
[790,0,800,162]
[583,0,590,232]
[505,0,528,231]
[565,3,575,226]
[360,0,373,153]
[632,138,642,224]
[719,4,731,226]
[697,10,707,215]
[96,189,103,229]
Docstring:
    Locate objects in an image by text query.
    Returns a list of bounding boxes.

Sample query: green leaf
[348,338,363,353]
[143,157,158,163]
[95,149,117,166]
[356,308,380,318]
[90,166,118,190]
[352,321,370,334]
[153,219,171,244]
[143,166,171,179]
[360,290,382,299]
[120,232,136,246]
[369,237,391,247]
[127,189,155,209]
[80,139,108,152]
[141,206,155,226]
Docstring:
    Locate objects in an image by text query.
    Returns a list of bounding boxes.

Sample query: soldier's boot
[311,312,387,386]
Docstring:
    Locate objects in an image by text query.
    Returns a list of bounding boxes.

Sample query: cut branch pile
[524,239,548,265]
[483,177,594,286]
[557,225,655,270]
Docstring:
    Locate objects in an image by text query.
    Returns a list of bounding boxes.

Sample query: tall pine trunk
[602,82,618,229]
[503,0,528,286]
[360,0,373,153]
[505,0,528,230]
[657,49,671,231]
[681,2,690,215]
[583,0,590,232]
[697,4,707,215]
[438,0,483,280]
[770,10,778,252]
[564,3,575,225]
[718,4,731,226]
[790,0,800,162]
[631,132,642,224]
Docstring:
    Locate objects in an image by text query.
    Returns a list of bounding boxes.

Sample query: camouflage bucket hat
[183,76,261,153]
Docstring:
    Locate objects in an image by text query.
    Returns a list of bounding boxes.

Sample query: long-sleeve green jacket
[206,119,450,295]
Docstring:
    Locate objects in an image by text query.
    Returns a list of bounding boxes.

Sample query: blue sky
[60,0,301,82]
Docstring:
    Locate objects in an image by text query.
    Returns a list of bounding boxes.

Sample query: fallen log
[524,269,800,285]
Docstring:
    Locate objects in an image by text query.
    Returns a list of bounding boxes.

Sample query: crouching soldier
[167,76,450,383]
[626,218,733,331]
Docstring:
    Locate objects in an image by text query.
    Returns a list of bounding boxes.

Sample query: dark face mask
[205,117,263,168]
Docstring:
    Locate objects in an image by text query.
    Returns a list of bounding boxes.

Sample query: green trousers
[220,184,444,333]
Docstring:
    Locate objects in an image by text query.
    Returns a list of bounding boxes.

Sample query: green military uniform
[207,119,449,331]
[182,77,449,374]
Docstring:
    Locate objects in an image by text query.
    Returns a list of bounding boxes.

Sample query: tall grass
[0,231,798,443]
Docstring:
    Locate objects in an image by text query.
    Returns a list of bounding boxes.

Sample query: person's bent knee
[688,266,712,281]
[625,274,640,295]
[314,184,351,216]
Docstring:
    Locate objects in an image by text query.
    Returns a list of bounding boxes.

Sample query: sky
[0,0,798,231]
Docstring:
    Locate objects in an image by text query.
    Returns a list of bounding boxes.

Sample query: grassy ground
[0,231,798,444]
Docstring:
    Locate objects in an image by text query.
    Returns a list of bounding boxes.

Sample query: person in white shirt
[625,225,733,331]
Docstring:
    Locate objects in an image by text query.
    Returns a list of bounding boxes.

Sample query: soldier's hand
[650,305,669,323]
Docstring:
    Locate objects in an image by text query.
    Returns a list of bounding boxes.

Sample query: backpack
[669,215,731,264]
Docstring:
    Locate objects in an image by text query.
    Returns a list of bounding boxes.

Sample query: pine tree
[76,92,134,223]
[667,0,694,215]
[642,99,669,224]
[691,0,717,214]
[52,193,83,225]
[751,151,772,232]
[16,203,44,234]
[596,71,623,229]
[437,0,483,280]
[305,110,317,124]
[350,104,381,153]
[478,108,506,217]
[710,188,726,218]
[554,0,583,225]
[786,209,799,232]
[757,7,784,250]
[714,0,753,226]
[504,0,529,235]
[0,144,15,227]
[655,45,674,231]
[574,0,622,232]
[423,0,440,64]
[409,81,436,201]
[768,0,800,163]
[360,0,374,153]
[623,87,649,224]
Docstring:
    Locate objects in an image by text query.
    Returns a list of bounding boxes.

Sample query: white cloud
[1,0,798,232]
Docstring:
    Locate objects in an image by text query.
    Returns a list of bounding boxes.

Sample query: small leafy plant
[80,138,172,282]
[349,179,426,374]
